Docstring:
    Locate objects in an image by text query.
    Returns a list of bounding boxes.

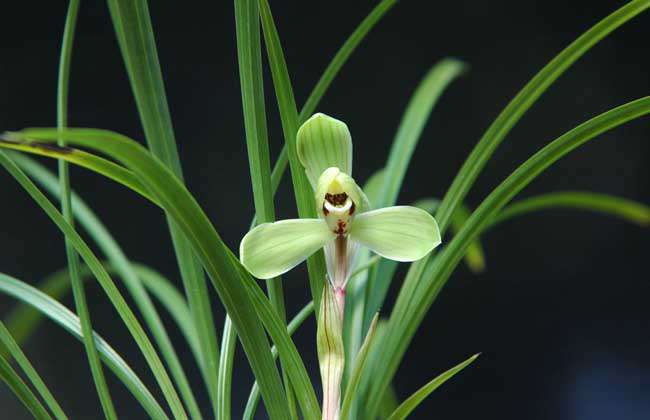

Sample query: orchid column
[240,113,442,420]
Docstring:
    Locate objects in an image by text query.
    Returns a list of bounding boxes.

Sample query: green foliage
[0,1,648,419]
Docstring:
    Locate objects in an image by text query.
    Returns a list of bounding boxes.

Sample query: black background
[1,1,649,419]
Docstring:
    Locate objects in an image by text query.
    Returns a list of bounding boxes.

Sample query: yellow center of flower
[316,167,360,236]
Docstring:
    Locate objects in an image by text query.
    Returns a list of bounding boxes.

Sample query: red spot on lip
[335,220,346,235]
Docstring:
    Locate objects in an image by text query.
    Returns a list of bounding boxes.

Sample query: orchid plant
[0,1,648,420]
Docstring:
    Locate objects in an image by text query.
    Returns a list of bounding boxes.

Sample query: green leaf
[386,354,479,420]
[3,128,318,419]
[9,153,203,419]
[365,3,650,414]
[0,138,155,203]
[260,0,400,310]
[57,0,117,416]
[3,261,200,378]
[242,301,315,420]
[239,268,321,419]
[340,313,379,419]
[352,58,465,373]
[259,0,327,310]
[106,1,221,410]
[234,0,286,323]
[297,113,353,188]
[366,96,650,416]
[300,0,399,118]
[0,352,52,420]
[0,151,187,419]
[376,58,467,209]
[492,191,650,228]
[350,206,441,261]
[434,0,650,234]
[414,198,486,273]
[216,317,236,420]
[0,271,168,420]
[241,219,335,280]
[377,385,400,420]
[0,321,67,419]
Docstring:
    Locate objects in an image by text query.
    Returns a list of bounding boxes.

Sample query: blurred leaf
[216,317,236,420]
[414,199,486,273]
[367,95,650,415]
[367,3,650,413]
[235,0,285,319]
[57,0,116,415]
[0,321,66,419]
[376,58,467,209]
[259,0,327,309]
[0,271,168,420]
[493,191,650,228]
[434,0,650,233]
[0,151,187,419]
[10,152,203,418]
[243,301,315,420]
[340,313,379,419]
[106,1,221,410]
[0,352,51,420]
[2,128,322,419]
[355,59,466,373]
[300,0,399,118]
[3,262,200,374]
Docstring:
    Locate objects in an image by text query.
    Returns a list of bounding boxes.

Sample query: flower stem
[317,284,345,420]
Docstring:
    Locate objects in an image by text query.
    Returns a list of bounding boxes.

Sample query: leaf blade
[386,354,479,420]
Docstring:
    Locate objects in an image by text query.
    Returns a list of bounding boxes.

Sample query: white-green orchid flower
[239,113,441,300]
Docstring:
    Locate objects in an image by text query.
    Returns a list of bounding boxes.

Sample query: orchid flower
[240,113,441,420]
[239,113,441,308]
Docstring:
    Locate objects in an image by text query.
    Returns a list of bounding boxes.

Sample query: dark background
[0,0,648,419]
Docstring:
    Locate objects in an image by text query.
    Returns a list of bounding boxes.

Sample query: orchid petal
[349,206,441,262]
[240,219,335,279]
[297,113,353,188]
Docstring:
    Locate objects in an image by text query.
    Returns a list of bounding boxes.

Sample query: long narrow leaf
[10,153,203,419]
[366,97,650,415]
[0,151,187,419]
[300,0,399,119]
[340,314,379,419]
[434,0,650,233]
[366,3,650,414]
[106,1,221,409]
[0,352,51,420]
[216,317,236,420]
[0,141,154,202]
[0,321,67,419]
[259,0,327,308]
[386,354,479,420]
[492,191,650,227]
[3,262,200,372]
[243,301,315,420]
[57,1,117,416]
[264,0,400,199]
[349,59,466,372]
[235,0,284,312]
[0,272,168,420]
[2,128,320,420]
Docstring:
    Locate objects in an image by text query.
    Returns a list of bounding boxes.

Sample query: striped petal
[297,113,353,189]
[240,219,335,279]
[349,206,441,262]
